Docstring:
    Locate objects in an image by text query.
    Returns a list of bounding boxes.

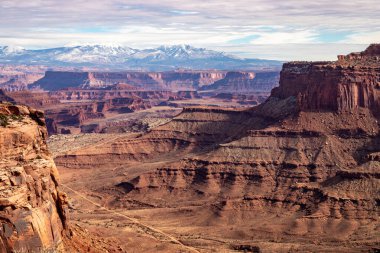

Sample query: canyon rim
[1,0,380,252]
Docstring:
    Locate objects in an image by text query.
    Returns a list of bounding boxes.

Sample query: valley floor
[50,134,378,253]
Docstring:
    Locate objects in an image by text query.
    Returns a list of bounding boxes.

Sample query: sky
[0,0,379,61]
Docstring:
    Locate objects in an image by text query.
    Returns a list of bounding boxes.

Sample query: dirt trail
[61,184,200,253]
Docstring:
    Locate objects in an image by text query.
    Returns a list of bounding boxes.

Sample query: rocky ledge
[0,103,68,252]
[272,44,380,113]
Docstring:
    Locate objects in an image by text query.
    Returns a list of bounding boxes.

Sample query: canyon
[1,44,379,252]
[0,65,46,91]
[29,70,279,92]
[30,70,227,91]
[47,44,379,252]
[200,71,279,93]
[0,68,278,135]
[0,103,168,252]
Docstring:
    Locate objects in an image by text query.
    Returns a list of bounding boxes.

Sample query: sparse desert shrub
[11,114,24,121]
[0,114,9,127]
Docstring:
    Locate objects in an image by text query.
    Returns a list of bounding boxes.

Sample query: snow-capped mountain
[53,45,137,63]
[0,44,282,71]
[132,45,228,60]
[0,46,26,56]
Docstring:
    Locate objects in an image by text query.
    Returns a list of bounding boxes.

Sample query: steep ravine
[52,44,380,252]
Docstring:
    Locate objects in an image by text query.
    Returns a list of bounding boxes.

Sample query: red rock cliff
[201,71,279,92]
[0,103,68,252]
[59,44,379,252]
[272,44,380,113]
[30,70,228,91]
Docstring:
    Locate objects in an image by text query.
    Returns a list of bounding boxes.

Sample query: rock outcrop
[0,90,61,108]
[0,65,45,91]
[29,70,280,92]
[0,103,68,252]
[45,97,152,129]
[30,70,228,91]
[200,71,279,92]
[3,89,196,135]
[49,89,177,101]
[213,92,269,105]
[55,44,380,252]
[273,44,380,113]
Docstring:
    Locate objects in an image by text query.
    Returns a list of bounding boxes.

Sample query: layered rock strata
[0,65,45,91]
[55,44,380,251]
[201,71,279,92]
[0,103,68,252]
[30,71,228,91]
[30,70,280,92]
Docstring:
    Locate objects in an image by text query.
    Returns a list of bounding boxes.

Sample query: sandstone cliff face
[0,65,45,91]
[30,70,228,91]
[49,89,177,101]
[30,71,90,91]
[54,106,272,167]
[213,92,269,105]
[272,45,380,113]
[201,71,279,92]
[43,97,152,132]
[1,91,61,108]
[0,103,67,252]
[29,70,280,92]
[55,45,380,251]
[3,87,201,135]
[0,90,14,103]
[0,74,44,91]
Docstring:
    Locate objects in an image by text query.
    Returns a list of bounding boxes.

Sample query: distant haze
[0,45,283,71]
[0,0,378,61]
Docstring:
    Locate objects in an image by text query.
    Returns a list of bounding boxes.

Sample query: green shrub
[0,114,9,127]
[11,114,24,121]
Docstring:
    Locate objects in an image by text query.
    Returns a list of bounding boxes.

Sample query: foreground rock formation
[55,44,380,252]
[0,103,68,252]
[0,103,134,252]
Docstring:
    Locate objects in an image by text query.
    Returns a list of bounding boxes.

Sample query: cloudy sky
[0,0,379,60]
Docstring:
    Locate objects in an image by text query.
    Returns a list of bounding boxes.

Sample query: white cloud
[249,31,318,44]
[345,32,380,44]
[213,43,369,61]
[0,0,378,60]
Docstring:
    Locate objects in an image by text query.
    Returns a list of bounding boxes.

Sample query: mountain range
[0,44,282,71]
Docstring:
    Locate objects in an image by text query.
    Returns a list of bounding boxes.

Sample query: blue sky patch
[229,35,261,44]
[317,31,353,43]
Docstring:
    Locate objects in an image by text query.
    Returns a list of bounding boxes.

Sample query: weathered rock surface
[213,92,269,105]
[0,90,60,108]
[54,44,380,252]
[272,44,380,113]
[2,88,194,135]
[49,89,178,101]
[201,71,279,93]
[30,70,228,91]
[0,103,68,252]
[0,65,45,91]
[30,70,280,93]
